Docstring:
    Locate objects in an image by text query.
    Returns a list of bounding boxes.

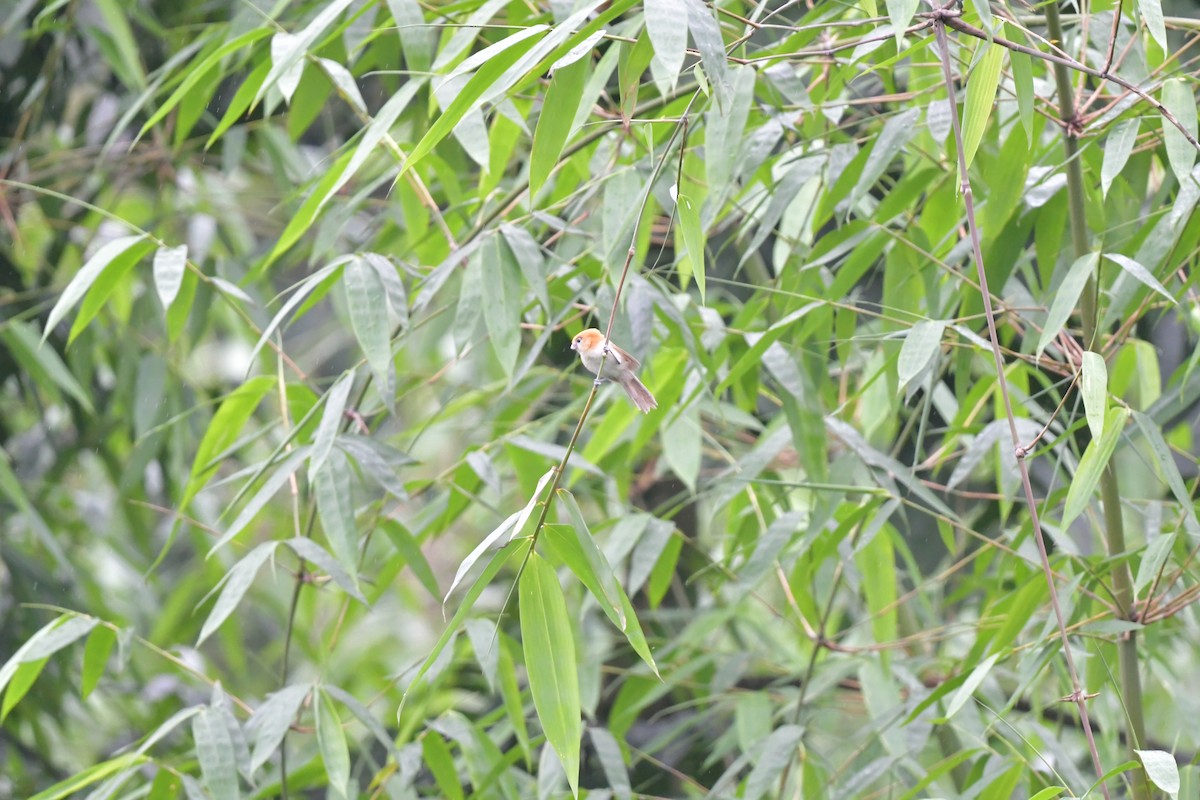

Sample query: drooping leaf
[1101,119,1140,197]
[897,320,945,392]
[1161,78,1198,183]
[42,234,147,343]
[960,42,1004,177]
[520,553,581,797]
[529,53,589,201]
[315,688,351,799]
[1037,252,1098,357]
[1062,407,1130,529]
[1080,351,1107,441]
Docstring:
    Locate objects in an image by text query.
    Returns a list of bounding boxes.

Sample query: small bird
[570,328,658,413]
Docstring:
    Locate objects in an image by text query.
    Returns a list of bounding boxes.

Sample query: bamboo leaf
[316,688,351,799]
[42,234,147,343]
[247,683,311,773]
[1161,78,1198,183]
[529,55,588,201]
[1081,351,1108,440]
[1062,407,1130,529]
[194,707,239,800]
[1037,252,1098,357]
[197,542,278,645]
[897,320,945,392]
[520,553,581,797]
[960,42,1004,177]
[1101,119,1140,197]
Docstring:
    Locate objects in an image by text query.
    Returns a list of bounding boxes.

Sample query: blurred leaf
[645,0,687,90]
[1131,410,1200,535]
[520,552,581,797]
[316,688,351,799]
[208,447,311,554]
[138,28,271,138]
[80,625,116,700]
[897,320,944,392]
[422,730,464,799]
[152,244,188,311]
[684,0,729,107]
[481,233,524,379]
[379,519,440,599]
[589,727,632,800]
[1137,0,1168,51]
[885,0,920,45]
[676,192,706,302]
[193,707,239,800]
[1135,532,1175,596]
[284,537,367,604]
[315,449,359,578]
[343,256,393,398]
[1,657,49,721]
[197,542,278,646]
[0,320,94,412]
[247,683,311,773]
[743,725,804,800]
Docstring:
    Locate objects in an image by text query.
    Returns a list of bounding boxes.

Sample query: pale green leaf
[193,707,239,800]
[960,42,1004,176]
[1063,407,1130,529]
[153,244,188,311]
[316,688,351,799]
[897,320,945,391]
[1037,252,1098,357]
[1161,78,1198,183]
[43,234,146,343]
[1102,119,1140,197]
[1135,749,1180,796]
[1081,351,1108,440]
[529,55,589,201]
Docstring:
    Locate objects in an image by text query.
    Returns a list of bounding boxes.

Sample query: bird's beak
[569,341,577,351]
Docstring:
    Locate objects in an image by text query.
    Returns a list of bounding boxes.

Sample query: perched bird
[570,328,658,413]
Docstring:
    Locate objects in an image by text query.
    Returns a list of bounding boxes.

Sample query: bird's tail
[621,375,658,413]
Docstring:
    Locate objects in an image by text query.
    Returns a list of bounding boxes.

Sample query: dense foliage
[3,0,1200,797]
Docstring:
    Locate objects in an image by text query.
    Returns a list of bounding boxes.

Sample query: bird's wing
[609,343,640,371]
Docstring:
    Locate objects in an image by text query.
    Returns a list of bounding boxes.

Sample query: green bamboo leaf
[387,0,432,73]
[897,320,945,392]
[398,30,546,183]
[1137,0,1169,51]
[308,371,355,482]
[315,450,359,576]
[284,537,367,604]
[1062,406,1130,529]
[316,688,351,799]
[92,0,147,89]
[1037,252,1098,357]
[0,320,94,412]
[1,657,49,721]
[194,707,239,800]
[379,519,440,599]
[588,727,632,800]
[197,542,278,646]
[42,234,146,343]
[481,234,523,379]
[845,107,920,213]
[247,683,311,773]
[960,42,1004,177]
[529,55,589,202]
[1134,532,1175,596]
[421,732,464,800]
[343,255,392,393]
[207,58,271,149]
[208,447,311,554]
[400,541,528,714]
[138,28,271,139]
[1081,351,1108,440]
[0,615,98,700]
[1131,410,1200,535]
[520,553,581,797]
[683,0,729,107]
[1161,78,1198,183]
[254,0,357,106]
[645,0,687,89]
[1005,24,1034,143]
[743,725,804,800]
[1135,749,1180,795]
[942,653,999,720]
[80,625,117,700]
[1101,119,1140,197]
[676,192,706,302]
[1104,253,1175,303]
[183,375,276,507]
[68,235,155,344]
[885,0,920,45]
